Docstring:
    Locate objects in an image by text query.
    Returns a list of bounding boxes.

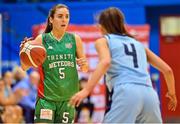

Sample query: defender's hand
[166,92,177,111]
[69,89,90,107]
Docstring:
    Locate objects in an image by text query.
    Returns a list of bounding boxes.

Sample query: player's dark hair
[44,4,69,33]
[98,7,133,38]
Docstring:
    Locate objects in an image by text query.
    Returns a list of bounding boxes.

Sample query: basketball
[19,42,47,68]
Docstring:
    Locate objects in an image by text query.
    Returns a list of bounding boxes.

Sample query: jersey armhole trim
[72,33,77,53]
[42,33,45,46]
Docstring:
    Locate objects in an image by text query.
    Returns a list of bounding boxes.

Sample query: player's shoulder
[65,32,75,37]
[69,32,79,39]
[65,32,78,41]
[95,37,108,47]
[36,34,43,39]
[96,37,107,42]
[67,32,82,43]
[33,34,43,45]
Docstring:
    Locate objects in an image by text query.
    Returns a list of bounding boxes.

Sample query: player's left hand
[76,58,89,72]
[76,58,87,66]
[69,89,90,107]
[166,92,177,111]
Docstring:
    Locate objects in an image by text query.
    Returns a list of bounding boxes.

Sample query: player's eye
[66,14,69,19]
[58,15,63,18]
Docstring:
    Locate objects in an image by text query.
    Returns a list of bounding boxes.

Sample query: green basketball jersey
[38,32,79,101]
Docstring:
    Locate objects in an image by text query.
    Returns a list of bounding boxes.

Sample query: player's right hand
[20,37,34,49]
[69,88,90,107]
[166,92,177,111]
[19,37,34,71]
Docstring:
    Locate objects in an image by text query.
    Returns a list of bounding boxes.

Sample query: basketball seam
[28,45,46,66]
[20,43,45,68]
[26,51,38,68]
[24,43,31,52]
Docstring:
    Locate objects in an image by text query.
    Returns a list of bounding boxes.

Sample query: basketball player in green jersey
[20,4,88,123]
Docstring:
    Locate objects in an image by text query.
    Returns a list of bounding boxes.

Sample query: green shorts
[34,98,75,123]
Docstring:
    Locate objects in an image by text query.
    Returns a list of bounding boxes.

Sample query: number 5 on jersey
[59,68,65,79]
[62,112,69,123]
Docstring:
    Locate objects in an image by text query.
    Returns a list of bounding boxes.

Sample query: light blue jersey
[103,34,162,123]
[105,34,152,91]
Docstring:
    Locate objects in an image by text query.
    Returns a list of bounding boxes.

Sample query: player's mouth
[61,24,66,27]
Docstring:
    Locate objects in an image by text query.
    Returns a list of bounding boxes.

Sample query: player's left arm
[75,34,88,72]
[146,47,177,111]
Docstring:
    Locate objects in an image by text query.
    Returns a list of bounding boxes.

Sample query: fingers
[69,95,76,107]
[166,93,177,111]
[168,101,177,111]
[20,37,34,48]
[76,58,88,72]
[69,94,82,107]
[26,37,34,41]
[76,58,87,66]
[168,101,173,111]
[69,89,89,108]
[23,37,33,42]
[76,97,82,107]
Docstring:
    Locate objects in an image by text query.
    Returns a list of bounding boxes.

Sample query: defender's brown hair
[99,7,133,38]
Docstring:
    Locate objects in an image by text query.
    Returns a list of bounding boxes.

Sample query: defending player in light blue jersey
[70,7,177,123]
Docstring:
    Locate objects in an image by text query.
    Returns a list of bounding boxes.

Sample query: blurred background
[0,0,180,123]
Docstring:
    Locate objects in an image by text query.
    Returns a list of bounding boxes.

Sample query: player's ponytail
[44,17,52,33]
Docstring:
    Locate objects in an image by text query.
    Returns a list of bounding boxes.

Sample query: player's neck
[51,30,65,41]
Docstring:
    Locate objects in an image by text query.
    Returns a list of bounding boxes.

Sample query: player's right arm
[29,34,43,45]
[69,37,111,107]
[145,47,177,111]
[20,34,43,71]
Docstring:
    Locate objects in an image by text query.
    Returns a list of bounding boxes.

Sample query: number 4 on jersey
[123,43,139,68]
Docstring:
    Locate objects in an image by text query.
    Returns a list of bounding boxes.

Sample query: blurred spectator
[12,66,27,88]
[13,70,39,123]
[76,78,94,123]
[0,78,5,123]
[0,71,27,123]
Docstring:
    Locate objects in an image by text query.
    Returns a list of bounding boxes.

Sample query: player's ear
[49,16,53,24]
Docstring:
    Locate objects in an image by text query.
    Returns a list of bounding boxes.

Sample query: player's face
[50,8,70,31]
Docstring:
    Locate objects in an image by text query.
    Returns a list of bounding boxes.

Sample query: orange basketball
[19,42,47,68]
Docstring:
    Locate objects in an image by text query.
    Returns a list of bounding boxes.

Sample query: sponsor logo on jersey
[65,43,72,49]
[40,109,53,120]
[48,46,53,50]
